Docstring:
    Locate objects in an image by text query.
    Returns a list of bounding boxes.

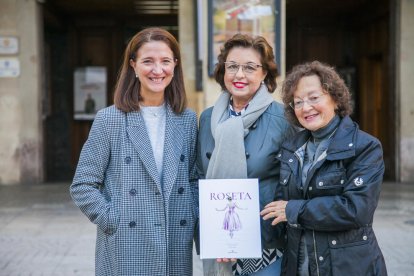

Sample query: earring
[135,74,138,78]
[261,80,265,85]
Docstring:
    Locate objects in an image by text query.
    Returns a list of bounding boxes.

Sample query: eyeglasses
[289,93,327,110]
[224,62,262,74]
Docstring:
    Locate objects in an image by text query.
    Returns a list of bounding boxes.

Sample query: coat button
[178,187,184,194]
[331,240,337,245]
[206,152,212,159]
[289,159,293,162]
[283,179,287,184]
[340,179,345,184]
[277,153,282,158]
[318,181,324,186]
[129,189,136,196]
[180,219,187,226]
[124,156,131,164]
[129,221,136,228]
[309,187,313,191]
[349,143,353,147]
[180,154,185,162]
[363,235,367,240]
[245,152,250,159]
[319,256,324,261]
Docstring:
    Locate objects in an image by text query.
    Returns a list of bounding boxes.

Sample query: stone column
[179,0,203,114]
[0,0,43,184]
[399,0,414,182]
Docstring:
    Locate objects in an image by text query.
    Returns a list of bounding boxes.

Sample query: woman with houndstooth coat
[70,27,198,276]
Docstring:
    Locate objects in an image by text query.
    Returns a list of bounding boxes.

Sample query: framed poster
[73,67,107,120]
[199,178,262,259]
[208,0,281,76]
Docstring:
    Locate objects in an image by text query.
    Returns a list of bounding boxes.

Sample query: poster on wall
[208,0,281,76]
[73,67,107,120]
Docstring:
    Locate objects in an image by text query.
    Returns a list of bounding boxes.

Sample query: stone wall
[0,0,43,184]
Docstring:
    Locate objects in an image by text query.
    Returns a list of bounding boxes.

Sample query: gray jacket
[197,101,294,249]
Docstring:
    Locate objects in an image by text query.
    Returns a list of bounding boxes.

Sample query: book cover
[199,178,262,259]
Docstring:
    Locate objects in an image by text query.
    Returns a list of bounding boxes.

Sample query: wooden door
[70,28,122,168]
[359,58,382,137]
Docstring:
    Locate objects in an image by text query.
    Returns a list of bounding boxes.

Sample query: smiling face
[293,75,337,131]
[224,47,266,106]
[130,41,176,100]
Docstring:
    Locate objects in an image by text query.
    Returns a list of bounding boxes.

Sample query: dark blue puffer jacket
[276,116,387,276]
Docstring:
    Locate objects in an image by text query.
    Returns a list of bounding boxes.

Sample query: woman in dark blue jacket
[261,61,387,275]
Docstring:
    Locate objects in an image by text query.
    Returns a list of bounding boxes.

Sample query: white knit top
[140,104,166,182]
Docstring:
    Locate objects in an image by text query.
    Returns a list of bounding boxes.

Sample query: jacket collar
[326,116,357,160]
[283,116,357,160]
[126,105,184,199]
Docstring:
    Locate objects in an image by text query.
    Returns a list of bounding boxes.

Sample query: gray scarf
[206,84,274,179]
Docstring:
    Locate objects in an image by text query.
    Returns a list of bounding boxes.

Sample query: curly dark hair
[214,33,279,93]
[281,61,353,127]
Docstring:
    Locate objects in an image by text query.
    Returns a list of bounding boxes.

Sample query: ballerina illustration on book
[216,196,246,238]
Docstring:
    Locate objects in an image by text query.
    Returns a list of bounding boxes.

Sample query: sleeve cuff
[286,199,305,227]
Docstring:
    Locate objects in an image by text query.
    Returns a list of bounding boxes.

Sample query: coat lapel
[126,111,161,190]
[162,106,184,201]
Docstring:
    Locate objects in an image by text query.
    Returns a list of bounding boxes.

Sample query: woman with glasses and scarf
[197,33,295,276]
[261,61,387,275]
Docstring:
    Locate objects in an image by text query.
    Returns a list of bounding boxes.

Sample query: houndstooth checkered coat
[70,105,198,276]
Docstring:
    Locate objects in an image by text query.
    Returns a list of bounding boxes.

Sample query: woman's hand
[260,200,288,225]
[217,258,237,262]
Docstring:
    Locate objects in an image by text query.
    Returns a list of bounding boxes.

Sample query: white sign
[199,178,262,259]
[0,57,20,77]
[0,36,19,54]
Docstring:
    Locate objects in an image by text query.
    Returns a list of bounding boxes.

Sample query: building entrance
[42,0,179,181]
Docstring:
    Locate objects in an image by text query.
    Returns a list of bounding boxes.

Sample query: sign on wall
[0,57,20,77]
[0,36,19,55]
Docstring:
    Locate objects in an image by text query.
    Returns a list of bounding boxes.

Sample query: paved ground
[0,182,413,275]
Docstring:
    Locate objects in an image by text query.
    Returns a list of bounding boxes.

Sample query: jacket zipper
[312,230,320,276]
[294,144,321,275]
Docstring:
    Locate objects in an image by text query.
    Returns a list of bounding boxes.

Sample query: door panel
[70,30,117,168]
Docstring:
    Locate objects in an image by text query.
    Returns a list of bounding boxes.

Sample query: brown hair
[113,27,187,114]
[281,61,353,127]
[214,33,278,92]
